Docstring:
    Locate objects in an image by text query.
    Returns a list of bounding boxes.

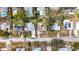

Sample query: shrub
[0,30,9,37]
[72,42,79,50]
[50,39,65,51]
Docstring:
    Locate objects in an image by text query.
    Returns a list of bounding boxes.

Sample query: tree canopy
[50,39,65,50]
[13,7,29,23]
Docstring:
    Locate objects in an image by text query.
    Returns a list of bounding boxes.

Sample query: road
[0,36,79,42]
[0,37,79,51]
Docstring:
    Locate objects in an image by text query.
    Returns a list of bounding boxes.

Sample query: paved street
[0,37,78,51]
[0,36,79,42]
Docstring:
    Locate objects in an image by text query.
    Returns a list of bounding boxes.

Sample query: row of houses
[0,7,78,17]
[0,7,79,38]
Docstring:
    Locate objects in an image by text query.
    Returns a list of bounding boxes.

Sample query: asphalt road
[0,36,79,42]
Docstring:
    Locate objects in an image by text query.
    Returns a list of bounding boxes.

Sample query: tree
[8,7,13,30]
[72,42,79,50]
[32,7,40,37]
[46,7,69,37]
[50,39,65,51]
[74,10,79,20]
[13,7,28,31]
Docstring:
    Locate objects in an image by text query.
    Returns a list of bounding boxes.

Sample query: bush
[50,39,65,51]
[0,42,6,48]
[0,30,9,37]
[72,42,79,50]
[24,32,31,38]
[0,30,4,37]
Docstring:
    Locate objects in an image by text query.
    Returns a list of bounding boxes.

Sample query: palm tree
[12,7,29,39]
[13,7,28,31]
[32,7,39,37]
[46,7,69,37]
[7,7,13,30]
[73,9,79,37]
